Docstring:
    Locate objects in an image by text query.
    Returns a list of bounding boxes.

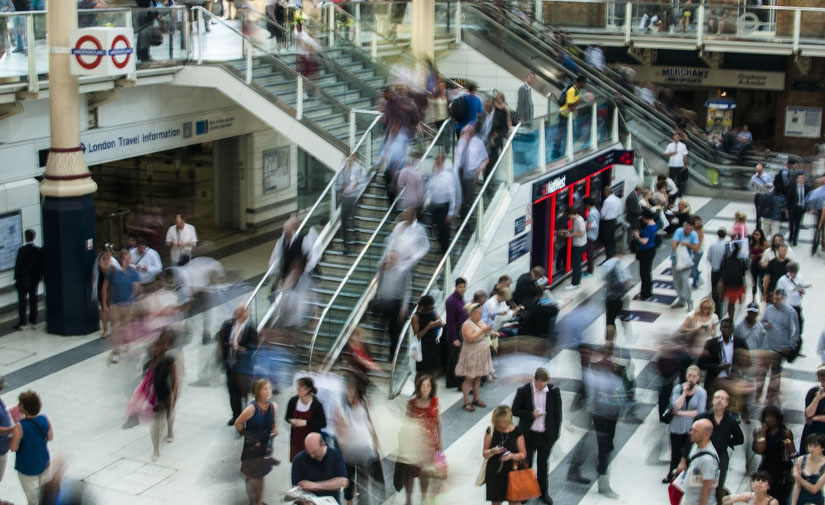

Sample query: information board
[508,233,530,263]
[785,106,822,138]
[0,212,23,271]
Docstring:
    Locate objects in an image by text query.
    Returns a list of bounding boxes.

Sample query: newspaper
[283,487,338,505]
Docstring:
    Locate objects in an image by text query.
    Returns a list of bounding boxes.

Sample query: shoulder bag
[506,461,541,502]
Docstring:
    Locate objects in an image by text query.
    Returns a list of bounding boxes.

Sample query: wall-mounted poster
[785,106,822,138]
[263,147,290,194]
[0,211,22,271]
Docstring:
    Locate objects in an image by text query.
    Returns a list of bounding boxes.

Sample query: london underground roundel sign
[109,34,133,69]
[71,34,106,70]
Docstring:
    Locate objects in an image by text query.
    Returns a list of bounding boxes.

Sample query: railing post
[183,6,191,59]
[455,1,462,43]
[476,194,485,241]
[611,105,619,143]
[328,3,335,47]
[535,0,542,24]
[245,27,252,85]
[330,183,337,222]
[371,31,377,58]
[538,119,546,172]
[366,131,373,168]
[349,110,357,151]
[505,139,514,185]
[637,157,645,182]
[444,256,451,299]
[624,1,632,44]
[590,103,598,152]
[354,3,361,46]
[197,8,204,64]
[696,5,704,48]
[626,132,633,150]
[296,76,303,120]
[566,113,574,161]
[792,9,801,54]
[25,14,37,94]
[124,12,137,80]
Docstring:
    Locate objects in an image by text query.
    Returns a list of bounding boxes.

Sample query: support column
[411,0,434,62]
[40,0,99,335]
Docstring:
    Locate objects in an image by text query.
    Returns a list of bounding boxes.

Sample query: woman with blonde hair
[456,303,494,411]
[482,405,527,505]
[732,211,749,241]
[679,296,719,355]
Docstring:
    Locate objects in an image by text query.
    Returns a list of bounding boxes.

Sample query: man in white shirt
[584,197,600,276]
[130,237,163,283]
[677,419,719,505]
[165,214,198,266]
[268,213,320,285]
[749,163,774,229]
[455,124,489,218]
[560,207,587,290]
[600,186,623,259]
[775,261,805,335]
[705,228,731,317]
[426,151,459,254]
[665,132,689,197]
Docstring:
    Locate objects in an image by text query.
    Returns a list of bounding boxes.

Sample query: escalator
[456,3,799,191]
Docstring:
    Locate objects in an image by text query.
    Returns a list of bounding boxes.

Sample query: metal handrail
[306,187,407,366]
[388,123,522,398]
[243,113,384,315]
[327,3,465,91]
[191,6,363,124]
[314,118,454,373]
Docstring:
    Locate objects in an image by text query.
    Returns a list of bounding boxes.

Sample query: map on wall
[785,106,822,138]
[0,212,23,271]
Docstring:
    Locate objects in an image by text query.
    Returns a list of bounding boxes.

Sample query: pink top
[732,222,748,241]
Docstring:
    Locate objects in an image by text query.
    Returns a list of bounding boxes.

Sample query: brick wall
[544,1,606,28]
[772,56,825,154]
[776,0,825,38]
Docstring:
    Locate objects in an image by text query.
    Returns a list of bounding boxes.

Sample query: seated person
[512,266,560,339]
[291,433,349,504]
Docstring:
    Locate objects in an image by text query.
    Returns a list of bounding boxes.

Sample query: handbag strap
[21,417,48,442]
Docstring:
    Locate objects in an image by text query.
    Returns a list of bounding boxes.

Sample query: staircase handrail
[243,113,384,321]
[387,123,521,398]
[306,186,407,366]
[314,117,455,373]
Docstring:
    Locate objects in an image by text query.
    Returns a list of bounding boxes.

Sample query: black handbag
[148,27,164,46]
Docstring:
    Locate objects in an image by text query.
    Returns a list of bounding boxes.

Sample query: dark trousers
[378,298,404,355]
[711,270,722,318]
[525,430,553,497]
[601,219,617,259]
[226,367,244,420]
[637,247,655,299]
[669,433,690,473]
[571,244,585,286]
[605,297,623,328]
[460,177,476,218]
[669,166,688,197]
[592,415,617,474]
[789,206,805,245]
[345,461,373,503]
[16,283,37,326]
[793,305,804,338]
[430,202,451,254]
[754,194,764,230]
[585,238,597,273]
[445,341,463,388]
[341,196,357,248]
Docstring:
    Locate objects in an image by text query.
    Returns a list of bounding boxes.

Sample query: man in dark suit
[512,368,562,505]
[625,184,644,232]
[218,304,259,425]
[786,172,810,246]
[513,267,559,338]
[14,229,43,331]
[696,318,750,397]
[516,73,535,124]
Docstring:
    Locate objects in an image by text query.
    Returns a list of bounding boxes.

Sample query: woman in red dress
[284,377,326,462]
[402,374,443,505]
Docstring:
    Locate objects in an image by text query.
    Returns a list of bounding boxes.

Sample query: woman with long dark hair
[749,229,769,301]
[285,377,326,462]
[753,404,795,505]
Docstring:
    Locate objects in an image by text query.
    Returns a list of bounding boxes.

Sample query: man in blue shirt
[670,219,700,311]
[453,82,483,140]
[102,249,141,363]
[291,432,349,504]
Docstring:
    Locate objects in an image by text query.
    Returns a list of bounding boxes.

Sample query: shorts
[724,285,745,304]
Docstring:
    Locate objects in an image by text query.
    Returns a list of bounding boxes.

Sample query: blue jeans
[691,251,704,287]
[13,17,25,50]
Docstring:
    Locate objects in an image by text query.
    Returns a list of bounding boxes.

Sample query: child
[677,0,693,32]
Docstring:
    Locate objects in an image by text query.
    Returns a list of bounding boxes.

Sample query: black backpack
[556,84,575,106]
[449,95,469,123]
[721,251,746,286]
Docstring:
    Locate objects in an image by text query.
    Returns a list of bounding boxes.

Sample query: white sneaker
[564,284,580,291]
[686,304,694,312]
[670,299,685,308]
[110,354,120,364]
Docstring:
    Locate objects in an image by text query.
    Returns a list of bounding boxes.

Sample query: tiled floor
[1,193,823,505]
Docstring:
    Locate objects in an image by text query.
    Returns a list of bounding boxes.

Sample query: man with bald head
[677,418,720,505]
[291,433,349,504]
[678,389,743,489]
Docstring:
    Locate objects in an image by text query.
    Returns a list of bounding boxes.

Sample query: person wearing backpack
[674,418,720,505]
[551,75,586,159]
[720,242,748,321]
[451,83,483,140]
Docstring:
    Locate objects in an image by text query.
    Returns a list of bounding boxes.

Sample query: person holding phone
[456,303,494,412]
[799,367,825,455]
[664,365,707,483]
[482,405,527,505]
[412,295,445,384]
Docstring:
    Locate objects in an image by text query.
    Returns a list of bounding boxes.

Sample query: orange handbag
[506,461,541,502]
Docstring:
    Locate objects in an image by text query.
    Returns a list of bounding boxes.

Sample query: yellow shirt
[560,86,581,117]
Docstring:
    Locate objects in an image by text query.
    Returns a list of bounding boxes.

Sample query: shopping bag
[421,451,448,480]
[675,245,693,271]
[409,337,423,362]
[125,368,157,421]
[506,461,541,502]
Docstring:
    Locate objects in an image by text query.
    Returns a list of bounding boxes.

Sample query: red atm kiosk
[530,150,634,287]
